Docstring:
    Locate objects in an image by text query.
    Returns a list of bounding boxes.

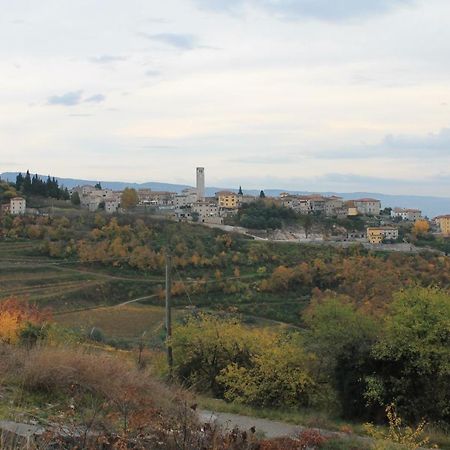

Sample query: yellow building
[216,191,239,209]
[367,227,399,244]
[435,215,450,236]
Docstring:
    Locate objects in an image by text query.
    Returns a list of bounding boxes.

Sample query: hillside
[1,213,450,448]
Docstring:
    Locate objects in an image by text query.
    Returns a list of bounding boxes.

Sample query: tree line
[15,170,70,200]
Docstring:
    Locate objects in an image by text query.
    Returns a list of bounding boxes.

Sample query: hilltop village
[1,168,449,248]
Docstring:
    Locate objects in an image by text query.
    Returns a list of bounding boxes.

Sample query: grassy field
[0,241,164,311]
[54,303,181,343]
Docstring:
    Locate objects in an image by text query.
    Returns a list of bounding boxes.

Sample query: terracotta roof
[434,215,450,219]
[393,207,421,213]
[216,191,237,196]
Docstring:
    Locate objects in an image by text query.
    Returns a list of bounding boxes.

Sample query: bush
[173,314,317,408]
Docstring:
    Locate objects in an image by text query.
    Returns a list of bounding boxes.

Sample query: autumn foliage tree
[121,188,138,210]
[172,314,317,406]
[0,298,50,345]
[412,219,430,237]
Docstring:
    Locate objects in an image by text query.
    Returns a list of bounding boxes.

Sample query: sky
[1,0,450,196]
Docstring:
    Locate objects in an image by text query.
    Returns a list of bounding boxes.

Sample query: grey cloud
[89,55,127,64]
[383,128,450,150]
[84,94,106,103]
[194,0,413,21]
[138,32,199,50]
[229,154,300,164]
[47,91,83,106]
[316,127,450,160]
[145,70,161,77]
[195,0,243,12]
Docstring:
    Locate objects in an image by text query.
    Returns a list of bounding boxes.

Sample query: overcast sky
[1,0,450,195]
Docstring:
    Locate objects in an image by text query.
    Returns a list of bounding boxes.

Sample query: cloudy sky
[1,0,450,195]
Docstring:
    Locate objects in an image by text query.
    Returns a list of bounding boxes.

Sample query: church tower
[196,167,205,201]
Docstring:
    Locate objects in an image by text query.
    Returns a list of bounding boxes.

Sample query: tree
[172,314,317,407]
[15,172,24,191]
[95,182,102,190]
[301,214,313,239]
[23,170,32,194]
[412,219,430,237]
[259,190,266,198]
[172,314,255,396]
[238,186,243,196]
[303,295,379,419]
[369,287,450,423]
[121,188,138,210]
[218,333,316,408]
[0,298,50,345]
[71,191,81,205]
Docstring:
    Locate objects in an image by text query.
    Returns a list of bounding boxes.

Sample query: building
[354,199,381,216]
[191,200,224,224]
[175,188,198,208]
[367,227,399,244]
[138,189,175,207]
[434,215,450,236]
[324,196,344,216]
[104,198,120,214]
[196,167,205,201]
[10,197,26,215]
[216,191,239,209]
[192,200,220,218]
[391,208,422,221]
[73,185,116,210]
[347,231,366,240]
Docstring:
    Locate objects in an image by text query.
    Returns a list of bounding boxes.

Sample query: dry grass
[54,304,181,340]
[0,344,201,448]
[0,344,272,449]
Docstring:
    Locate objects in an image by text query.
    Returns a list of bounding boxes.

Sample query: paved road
[199,410,306,439]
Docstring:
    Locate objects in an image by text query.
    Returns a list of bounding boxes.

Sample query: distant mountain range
[1,172,449,218]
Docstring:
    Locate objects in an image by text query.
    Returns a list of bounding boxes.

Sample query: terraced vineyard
[0,241,164,309]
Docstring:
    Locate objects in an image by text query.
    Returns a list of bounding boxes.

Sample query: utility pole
[165,250,173,377]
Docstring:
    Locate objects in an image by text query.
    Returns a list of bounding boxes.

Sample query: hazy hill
[1,172,449,217]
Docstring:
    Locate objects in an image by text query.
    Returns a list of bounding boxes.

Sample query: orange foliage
[0,298,50,344]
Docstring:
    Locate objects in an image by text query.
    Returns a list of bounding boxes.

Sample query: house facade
[391,208,422,221]
[216,191,239,209]
[434,215,450,236]
[367,227,399,244]
[354,199,381,216]
[10,197,26,215]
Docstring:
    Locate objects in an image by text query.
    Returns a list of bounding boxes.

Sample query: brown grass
[54,304,178,339]
[0,344,199,448]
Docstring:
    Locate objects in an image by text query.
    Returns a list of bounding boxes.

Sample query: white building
[73,185,115,209]
[367,227,399,244]
[324,196,344,216]
[104,198,120,214]
[353,198,381,216]
[138,189,175,207]
[391,207,422,221]
[10,197,26,215]
[175,188,198,208]
[192,200,220,218]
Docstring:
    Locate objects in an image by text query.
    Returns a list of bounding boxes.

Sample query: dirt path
[199,410,303,439]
